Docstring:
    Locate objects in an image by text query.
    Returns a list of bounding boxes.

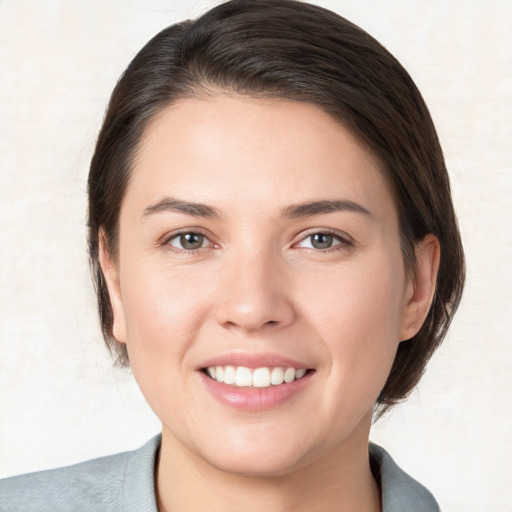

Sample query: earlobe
[98,232,127,343]
[399,234,441,341]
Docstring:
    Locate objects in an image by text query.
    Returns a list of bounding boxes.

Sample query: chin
[206,448,308,478]
[187,424,322,478]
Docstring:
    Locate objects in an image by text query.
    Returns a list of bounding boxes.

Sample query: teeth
[284,367,296,383]
[205,365,308,388]
[271,367,284,385]
[235,367,252,387]
[253,367,270,388]
[223,365,236,385]
[295,368,306,379]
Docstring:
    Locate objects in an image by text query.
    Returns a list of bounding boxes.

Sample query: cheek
[119,259,212,375]
[117,261,219,429]
[304,254,404,330]
[300,255,405,391]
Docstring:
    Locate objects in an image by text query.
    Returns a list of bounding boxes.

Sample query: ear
[98,232,127,343]
[399,234,441,341]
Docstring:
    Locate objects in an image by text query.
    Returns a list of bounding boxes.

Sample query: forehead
[124,95,396,221]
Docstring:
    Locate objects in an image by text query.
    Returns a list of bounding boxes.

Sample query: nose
[214,249,295,333]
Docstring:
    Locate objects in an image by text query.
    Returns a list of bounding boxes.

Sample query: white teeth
[223,365,236,385]
[271,367,284,385]
[295,368,306,379]
[235,367,252,387]
[284,367,296,383]
[205,365,308,388]
[253,367,271,388]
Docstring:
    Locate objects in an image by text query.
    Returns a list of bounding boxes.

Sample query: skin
[100,95,439,512]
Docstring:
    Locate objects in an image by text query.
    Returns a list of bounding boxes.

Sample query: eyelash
[160,228,353,254]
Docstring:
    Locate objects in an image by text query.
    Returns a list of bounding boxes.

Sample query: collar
[127,436,439,512]
[369,443,440,511]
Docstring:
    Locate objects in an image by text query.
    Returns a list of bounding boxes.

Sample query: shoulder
[0,451,130,512]
[369,443,440,512]
[0,435,161,512]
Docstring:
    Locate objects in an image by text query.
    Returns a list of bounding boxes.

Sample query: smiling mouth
[202,366,312,388]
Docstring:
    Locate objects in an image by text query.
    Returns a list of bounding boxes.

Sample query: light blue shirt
[0,436,439,511]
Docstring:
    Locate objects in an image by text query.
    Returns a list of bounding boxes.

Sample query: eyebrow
[282,200,373,219]
[142,197,372,221]
[143,197,221,219]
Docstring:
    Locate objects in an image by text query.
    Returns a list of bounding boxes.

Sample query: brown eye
[168,232,208,250]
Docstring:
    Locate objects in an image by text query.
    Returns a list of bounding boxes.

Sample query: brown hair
[87,0,465,414]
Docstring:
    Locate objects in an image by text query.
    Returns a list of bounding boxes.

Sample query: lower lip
[199,371,314,412]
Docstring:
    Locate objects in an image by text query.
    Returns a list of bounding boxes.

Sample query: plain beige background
[1,1,511,510]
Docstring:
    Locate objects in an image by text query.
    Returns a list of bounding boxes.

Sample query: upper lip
[199,352,312,370]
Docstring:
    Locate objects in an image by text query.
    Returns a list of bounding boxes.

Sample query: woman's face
[103,95,419,476]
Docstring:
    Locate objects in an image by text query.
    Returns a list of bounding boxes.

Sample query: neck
[156,414,380,512]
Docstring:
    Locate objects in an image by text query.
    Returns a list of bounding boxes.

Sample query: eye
[295,231,351,250]
[167,232,211,251]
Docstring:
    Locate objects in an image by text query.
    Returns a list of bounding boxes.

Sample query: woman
[0,1,464,510]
